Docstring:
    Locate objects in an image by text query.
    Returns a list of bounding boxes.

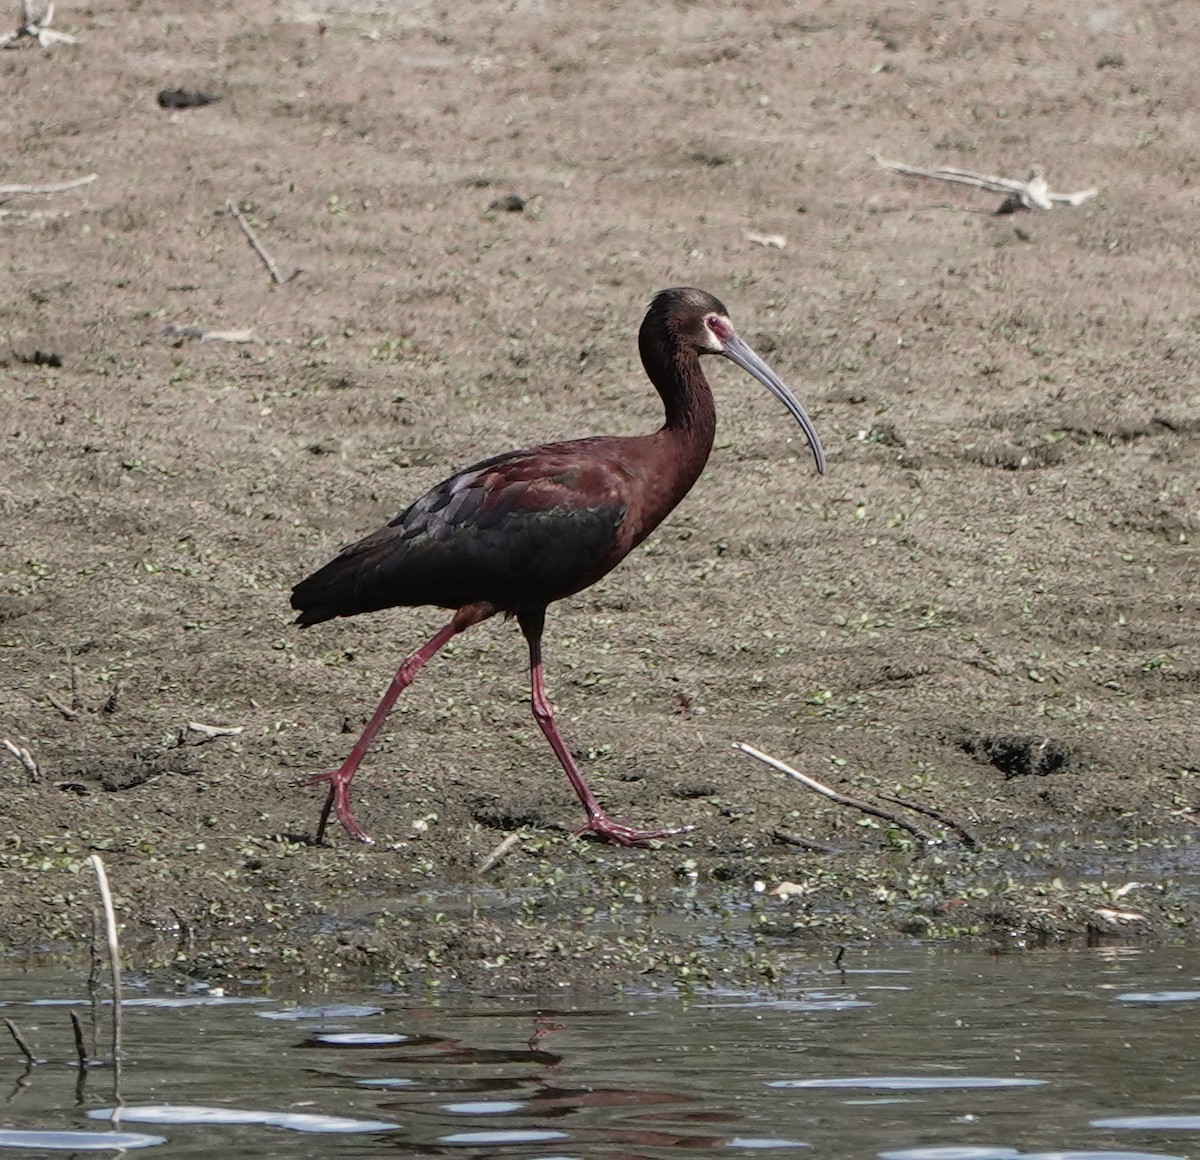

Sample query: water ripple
[1092,1115,1200,1130]
[879,1149,1021,1159]
[1029,1152,1190,1159]
[0,1128,166,1151]
[256,1003,383,1020]
[773,1077,1047,1091]
[443,1100,526,1114]
[313,1031,411,1045]
[882,1150,1187,1160]
[439,1128,570,1145]
[87,1105,399,1134]
[726,1137,810,1149]
[1115,991,1200,1003]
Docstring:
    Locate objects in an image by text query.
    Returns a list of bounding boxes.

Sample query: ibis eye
[705,315,729,344]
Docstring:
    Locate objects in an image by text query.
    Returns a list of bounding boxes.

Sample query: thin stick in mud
[224,198,301,285]
[3,1016,38,1064]
[878,792,978,849]
[88,854,124,1098]
[477,831,522,875]
[69,1010,89,1067]
[734,742,933,844]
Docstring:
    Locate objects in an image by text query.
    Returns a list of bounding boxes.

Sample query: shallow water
[1,946,1199,1157]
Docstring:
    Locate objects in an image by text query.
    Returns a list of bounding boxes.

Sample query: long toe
[576,814,695,848]
[304,769,375,845]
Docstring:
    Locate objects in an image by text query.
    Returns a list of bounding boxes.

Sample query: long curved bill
[722,333,826,475]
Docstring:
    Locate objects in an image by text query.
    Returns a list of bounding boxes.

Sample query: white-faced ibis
[291,287,826,847]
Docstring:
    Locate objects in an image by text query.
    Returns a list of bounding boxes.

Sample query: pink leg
[518,610,692,847]
[308,618,462,844]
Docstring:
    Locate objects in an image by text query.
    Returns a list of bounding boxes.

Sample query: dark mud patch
[953,731,1073,779]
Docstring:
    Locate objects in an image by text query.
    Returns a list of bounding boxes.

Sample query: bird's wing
[394,442,628,531]
[292,443,634,623]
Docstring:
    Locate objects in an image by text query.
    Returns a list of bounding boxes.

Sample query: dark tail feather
[291,602,337,628]
[290,563,344,627]
[291,548,391,627]
[292,510,455,625]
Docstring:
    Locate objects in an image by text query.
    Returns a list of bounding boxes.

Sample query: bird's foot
[303,769,375,846]
[574,813,694,848]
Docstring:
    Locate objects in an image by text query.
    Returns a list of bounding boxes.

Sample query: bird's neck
[659,377,717,494]
[643,341,717,447]
[641,345,718,520]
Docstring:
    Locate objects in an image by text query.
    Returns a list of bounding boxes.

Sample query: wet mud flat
[2,0,1199,986]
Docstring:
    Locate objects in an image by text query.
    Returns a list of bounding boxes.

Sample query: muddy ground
[2,0,1198,992]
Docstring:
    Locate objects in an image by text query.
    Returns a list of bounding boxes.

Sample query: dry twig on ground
[224,199,302,285]
[176,721,244,747]
[477,831,522,875]
[163,322,258,344]
[0,1,77,49]
[1,171,95,227]
[772,828,841,854]
[46,693,80,719]
[2,737,40,782]
[0,173,95,197]
[872,153,1097,212]
[878,792,977,848]
[734,742,932,844]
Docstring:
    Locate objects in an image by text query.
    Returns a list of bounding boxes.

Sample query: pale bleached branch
[734,741,932,843]
[0,0,78,49]
[872,153,1097,211]
[2,737,40,782]
[0,173,95,196]
[88,854,123,1099]
[477,831,522,875]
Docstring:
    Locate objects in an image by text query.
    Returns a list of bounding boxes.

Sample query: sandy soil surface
[2,0,1197,990]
